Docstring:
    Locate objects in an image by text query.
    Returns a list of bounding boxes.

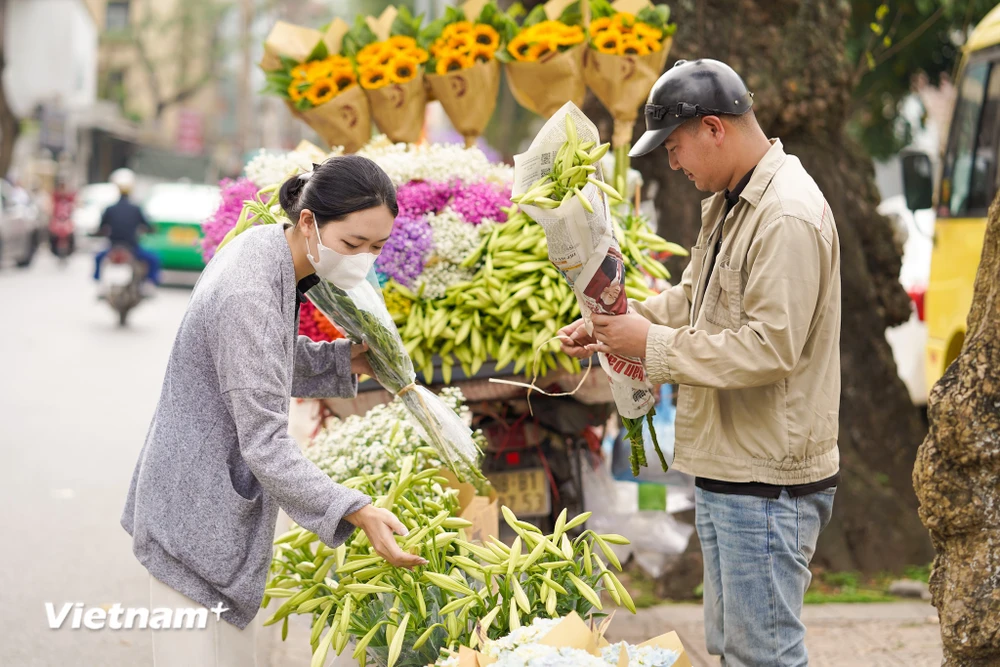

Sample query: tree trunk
[0,0,21,178]
[913,195,1000,666]
[585,0,933,574]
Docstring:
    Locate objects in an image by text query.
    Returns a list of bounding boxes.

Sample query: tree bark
[0,0,21,178]
[913,195,1000,665]
[585,0,933,573]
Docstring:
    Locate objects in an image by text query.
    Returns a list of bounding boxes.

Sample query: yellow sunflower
[442,21,474,38]
[526,39,559,62]
[307,59,337,81]
[388,35,417,51]
[472,24,500,51]
[332,69,357,91]
[436,51,472,74]
[646,36,663,52]
[508,33,532,61]
[407,46,429,63]
[376,45,396,66]
[288,81,306,102]
[291,64,310,80]
[554,25,585,46]
[612,12,636,29]
[360,65,391,90]
[389,54,419,83]
[305,78,337,105]
[634,23,663,41]
[589,17,613,33]
[469,44,494,64]
[447,33,475,53]
[594,29,622,53]
[357,42,384,66]
[619,35,650,56]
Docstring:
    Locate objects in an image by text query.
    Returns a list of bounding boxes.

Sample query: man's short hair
[680,108,758,135]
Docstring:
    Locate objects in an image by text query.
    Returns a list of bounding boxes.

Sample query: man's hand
[558,319,596,359]
[350,342,373,376]
[346,505,428,569]
[585,311,652,359]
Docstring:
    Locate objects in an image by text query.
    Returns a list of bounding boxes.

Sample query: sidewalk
[261,601,943,666]
[606,601,942,667]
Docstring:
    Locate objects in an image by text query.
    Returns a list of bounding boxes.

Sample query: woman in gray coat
[121,156,425,666]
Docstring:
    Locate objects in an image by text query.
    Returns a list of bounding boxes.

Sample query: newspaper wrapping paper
[512,102,655,420]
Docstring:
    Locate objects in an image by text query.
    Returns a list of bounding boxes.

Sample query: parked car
[878,193,935,406]
[139,183,220,272]
[0,180,45,268]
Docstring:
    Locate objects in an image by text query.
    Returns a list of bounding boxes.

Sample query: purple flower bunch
[375,215,433,287]
[201,177,259,261]
[449,180,512,225]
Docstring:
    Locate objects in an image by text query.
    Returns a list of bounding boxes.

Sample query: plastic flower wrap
[260,19,372,152]
[501,1,587,118]
[215,183,483,481]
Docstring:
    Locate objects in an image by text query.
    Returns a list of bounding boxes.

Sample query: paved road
[0,253,202,665]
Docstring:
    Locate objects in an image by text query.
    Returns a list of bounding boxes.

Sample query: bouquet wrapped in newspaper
[510,102,667,474]
[215,182,483,482]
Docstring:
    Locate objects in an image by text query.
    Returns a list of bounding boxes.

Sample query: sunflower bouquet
[260,19,372,153]
[343,6,429,144]
[422,0,516,147]
[582,0,676,192]
[503,0,589,118]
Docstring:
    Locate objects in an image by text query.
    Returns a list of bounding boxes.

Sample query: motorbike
[48,190,76,261]
[99,244,148,326]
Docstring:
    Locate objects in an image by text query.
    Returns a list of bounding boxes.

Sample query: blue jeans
[696,486,836,667]
[94,245,161,285]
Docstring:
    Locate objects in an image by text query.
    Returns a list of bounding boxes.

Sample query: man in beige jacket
[561,59,841,666]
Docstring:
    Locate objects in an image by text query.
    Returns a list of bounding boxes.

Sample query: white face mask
[305,220,375,290]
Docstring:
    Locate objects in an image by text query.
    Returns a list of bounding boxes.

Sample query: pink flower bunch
[449,181,512,225]
[201,178,259,261]
[396,181,454,218]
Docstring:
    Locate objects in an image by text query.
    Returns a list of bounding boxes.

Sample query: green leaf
[306,39,329,62]
[869,21,883,36]
[883,35,892,48]
[558,0,583,27]
[875,3,890,21]
[508,2,527,20]
[278,55,300,71]
[590,0,617,20]
[866,51,876,71]
[524,4,547,27]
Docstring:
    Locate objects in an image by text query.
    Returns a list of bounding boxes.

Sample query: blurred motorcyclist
[94,168,161,287]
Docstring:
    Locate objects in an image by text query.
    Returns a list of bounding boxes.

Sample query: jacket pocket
[162,457,263,590]
[704,263,743,330]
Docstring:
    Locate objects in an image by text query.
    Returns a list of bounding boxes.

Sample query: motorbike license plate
[487,468,551,518]
[168,226,200,245]
[103,264,134,287]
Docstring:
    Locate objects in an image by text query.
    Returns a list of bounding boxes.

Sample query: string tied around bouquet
[488,335,594,416]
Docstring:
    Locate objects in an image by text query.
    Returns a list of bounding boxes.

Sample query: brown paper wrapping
[261,18,370,153]
[285,85,372,154]
[365,76,428,145]
[582,36,673,147]
[456,611,693,667]
[426,59,502,147]
[439,468,500,544]
[505,43,587,119]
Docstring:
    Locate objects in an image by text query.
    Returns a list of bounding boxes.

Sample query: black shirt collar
[724,167,755,210]
[296,274,320,304]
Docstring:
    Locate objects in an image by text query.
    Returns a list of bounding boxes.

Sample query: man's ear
[705,116,726,145]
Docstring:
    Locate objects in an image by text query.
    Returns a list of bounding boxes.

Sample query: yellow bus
[904,6,1000,393]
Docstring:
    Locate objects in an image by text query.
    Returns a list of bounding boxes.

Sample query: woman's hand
[346,505,427,569]
[350,342,373,376]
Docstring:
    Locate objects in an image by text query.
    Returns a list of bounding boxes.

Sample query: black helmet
[630,58,754,157]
